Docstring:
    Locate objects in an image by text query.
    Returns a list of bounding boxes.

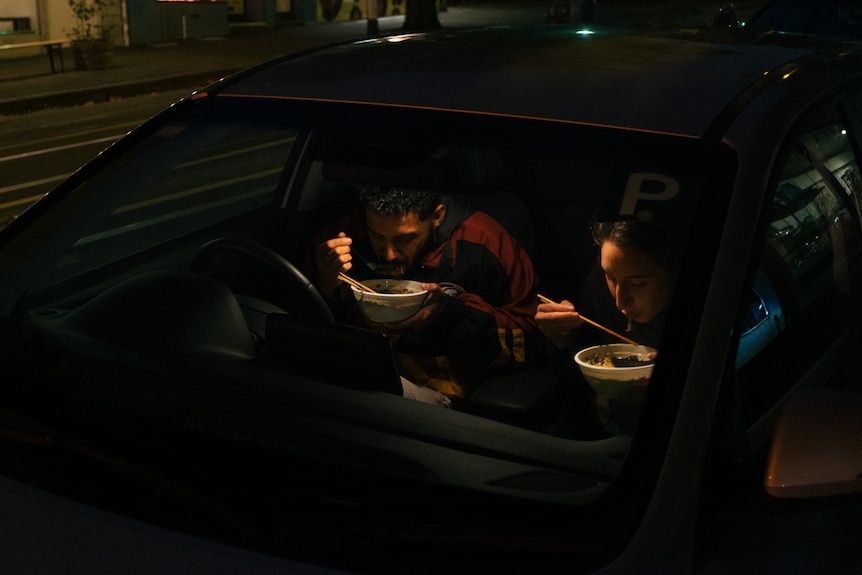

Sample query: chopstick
[537,293,639,346]
[338,272,378,294]
[536,293,557,305]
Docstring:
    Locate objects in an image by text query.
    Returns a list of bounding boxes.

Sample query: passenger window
[735,102,862,427]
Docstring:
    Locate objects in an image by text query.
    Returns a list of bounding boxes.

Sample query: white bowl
[574,343,656,399]
[351,279,428,323]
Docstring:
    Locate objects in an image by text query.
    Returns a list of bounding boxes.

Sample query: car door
[697,84,862,573]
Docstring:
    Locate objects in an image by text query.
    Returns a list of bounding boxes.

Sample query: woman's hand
[535,298,584,349]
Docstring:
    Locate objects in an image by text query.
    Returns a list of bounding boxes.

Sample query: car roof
[215,26,847,137]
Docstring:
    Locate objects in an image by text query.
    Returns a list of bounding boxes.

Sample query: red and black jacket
[309,195,548,398]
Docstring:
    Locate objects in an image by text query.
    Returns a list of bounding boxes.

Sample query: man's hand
[535,299,584,349]
[315,232,353,296]
[381,283,446,330]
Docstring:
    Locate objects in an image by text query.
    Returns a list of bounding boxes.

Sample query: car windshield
[0,94,735,562]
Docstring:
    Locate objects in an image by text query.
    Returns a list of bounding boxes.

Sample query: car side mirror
[765,387,862,498]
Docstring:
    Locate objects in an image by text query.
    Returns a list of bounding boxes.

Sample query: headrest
[322,159,455,191]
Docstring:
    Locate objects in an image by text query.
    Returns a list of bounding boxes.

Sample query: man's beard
[365,261,409,277]
[359,236,432,278]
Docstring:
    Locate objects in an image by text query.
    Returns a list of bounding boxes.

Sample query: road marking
[0,135,120,163]
[177,138,296,168]
[114,169,282,213]
[0,122,139,153]
[0,174,69,196]
[0,193,47,210]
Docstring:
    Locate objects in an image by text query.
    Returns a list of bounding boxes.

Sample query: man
[308,185,546,405]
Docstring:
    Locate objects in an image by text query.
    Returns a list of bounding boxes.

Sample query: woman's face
[600,240,676,324]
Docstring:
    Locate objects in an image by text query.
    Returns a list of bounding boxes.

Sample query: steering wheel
[191,237,334,324]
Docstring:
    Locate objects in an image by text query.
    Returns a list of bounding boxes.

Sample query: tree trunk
[71,39,114,71]
[402,0,441,31]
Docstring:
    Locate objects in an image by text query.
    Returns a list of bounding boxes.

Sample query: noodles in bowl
[574,343,656,399]
[351,279,428,323]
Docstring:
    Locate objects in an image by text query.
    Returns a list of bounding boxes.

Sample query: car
[2,23,862,574]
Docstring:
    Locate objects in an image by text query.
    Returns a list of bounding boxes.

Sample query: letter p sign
[620,173,680,217]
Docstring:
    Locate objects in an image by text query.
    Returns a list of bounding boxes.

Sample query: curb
[0,69,240,116]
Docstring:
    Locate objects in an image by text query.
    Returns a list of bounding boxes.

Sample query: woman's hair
[592,220,685,273]
[358,186,441,221]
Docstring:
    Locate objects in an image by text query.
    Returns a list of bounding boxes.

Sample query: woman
[536,220,683,435]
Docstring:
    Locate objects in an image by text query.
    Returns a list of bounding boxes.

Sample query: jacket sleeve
[400,212,550,371]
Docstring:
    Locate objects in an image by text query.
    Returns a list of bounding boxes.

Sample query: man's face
[600,240,676,324]
[364,204,445,278]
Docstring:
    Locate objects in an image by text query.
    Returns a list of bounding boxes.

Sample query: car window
[37,101,297,289]
[734,98,862,433]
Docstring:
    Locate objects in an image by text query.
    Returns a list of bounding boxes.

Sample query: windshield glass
[0,95,735,563]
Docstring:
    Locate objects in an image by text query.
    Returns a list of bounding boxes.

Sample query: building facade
[0,0,307,50]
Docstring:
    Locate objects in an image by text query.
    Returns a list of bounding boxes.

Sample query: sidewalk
[0,1,764,116]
